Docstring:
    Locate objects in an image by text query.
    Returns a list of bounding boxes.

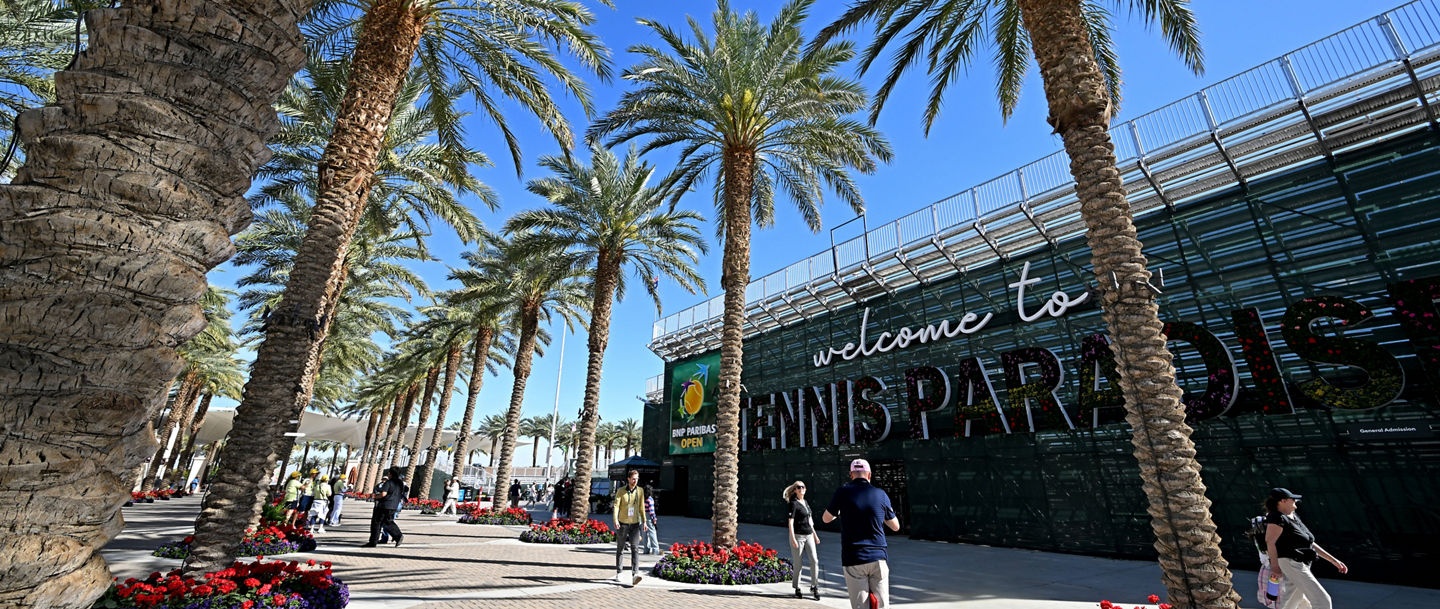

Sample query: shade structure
[607,455,661,481]
[194,408,462,449]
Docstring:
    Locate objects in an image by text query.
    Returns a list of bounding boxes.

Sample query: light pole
[543,328,566,483]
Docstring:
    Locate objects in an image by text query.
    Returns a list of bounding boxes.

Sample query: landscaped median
[457,505,531,525]
[518,518,615,544]
[652,540,791,585]
[152,523,315,559]
[92,559,347,609]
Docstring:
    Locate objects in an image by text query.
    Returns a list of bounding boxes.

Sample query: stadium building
[640,1,1440,586]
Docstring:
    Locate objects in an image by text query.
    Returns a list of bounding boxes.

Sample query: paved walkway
[104,495,1438,609]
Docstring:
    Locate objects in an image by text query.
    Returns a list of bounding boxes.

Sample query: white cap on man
[850,458,871,473]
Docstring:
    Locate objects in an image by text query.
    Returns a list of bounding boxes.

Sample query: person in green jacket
[311,475,332,533]
[612,469,648,587]
[282,471,303,525]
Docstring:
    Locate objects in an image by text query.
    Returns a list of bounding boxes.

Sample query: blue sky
[210,0,1400,464]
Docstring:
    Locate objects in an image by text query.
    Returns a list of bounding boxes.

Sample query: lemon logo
[681,380,704,415]
[676,363,710,422]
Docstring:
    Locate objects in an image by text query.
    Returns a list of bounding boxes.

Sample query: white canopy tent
[195,409,469,450]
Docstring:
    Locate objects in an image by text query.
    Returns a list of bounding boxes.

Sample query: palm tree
[453,233,588,500]
[520,416,551,468]
[507,143,706,521]
[448,293,516,482]
[589,0,892,549]
[811,2,1236,607]
[186,0,607,573]
[0,1,309,598]
[0,0,103,177]
[617,418,642,458]
[406,303,472,498]
[476,414,508,467]
[594,422,619,464]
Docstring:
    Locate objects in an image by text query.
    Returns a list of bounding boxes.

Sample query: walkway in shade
[104,494,1439,609]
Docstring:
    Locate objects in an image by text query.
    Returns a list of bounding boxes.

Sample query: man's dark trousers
[369,505,401,544]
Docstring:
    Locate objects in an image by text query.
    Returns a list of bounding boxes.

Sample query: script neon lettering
[1010,261,1090,323]
[812,307,994,367]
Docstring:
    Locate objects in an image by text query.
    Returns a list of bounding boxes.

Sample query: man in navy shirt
[823,459,900,609]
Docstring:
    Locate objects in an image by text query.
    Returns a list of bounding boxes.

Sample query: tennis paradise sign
[668,266,1440,455]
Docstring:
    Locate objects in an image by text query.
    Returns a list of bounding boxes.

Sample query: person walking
[282,472,303,525]
[311,475,332,533]
[441,478,462,515]
[612,469,648,586]
[641,484,661,555]
[363,467,406,548]
[328,475,345,526]
[508,479,522,509]
[786,480,822,600]
[1264,488,1347,609]
[823,459,899,609]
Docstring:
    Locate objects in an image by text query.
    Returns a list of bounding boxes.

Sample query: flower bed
[653,541,791,585]
[1099,595,1171,609]
[457,506,531,525]
[151,524,314,560]
[93,559,347,609]
[128,489,184,505]
[402,498,442,512]
[518,518,614,544]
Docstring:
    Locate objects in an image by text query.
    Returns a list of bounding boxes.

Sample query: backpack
[1245,515,1268,556]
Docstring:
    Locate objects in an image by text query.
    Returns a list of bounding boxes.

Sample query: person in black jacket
[1263,488,1347,609]
[363,467,407,547]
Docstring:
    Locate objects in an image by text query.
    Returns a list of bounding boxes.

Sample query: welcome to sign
[731,274,1440,453]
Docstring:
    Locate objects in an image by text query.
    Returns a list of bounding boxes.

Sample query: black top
[789,499,814,535]
[378,479,408,510]
[1264,511,1317,563]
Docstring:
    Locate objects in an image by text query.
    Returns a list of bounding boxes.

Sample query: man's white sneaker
[632,574,643,586]
[614,572,624,583]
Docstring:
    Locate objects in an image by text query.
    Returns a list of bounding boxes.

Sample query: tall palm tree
[453,233,588,500]
[186,0,607,573]
[589,0,892,548]
[507,143,706,521]
[448,293,516,482]
[617,418,642,458]
[476,414,508,467]
[406,305,469,498]
[0,1,309,600]
[811,2,1236,607]
[520,416,551,468]
[595,422,619,463]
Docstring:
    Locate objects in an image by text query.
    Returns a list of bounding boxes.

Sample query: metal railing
[650,0,1440,361]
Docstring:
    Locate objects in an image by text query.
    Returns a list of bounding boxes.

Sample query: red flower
[241,601,255,609]
[1147,595,1160,604]
[273,593,289,606]
[1160,605,1173,609]
[1100,600,1113,609]
[243,577,262,588]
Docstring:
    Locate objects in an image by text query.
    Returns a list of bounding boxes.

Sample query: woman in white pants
[441,479,462,515]
[1264,488,1348,609]
[784,480,821,600]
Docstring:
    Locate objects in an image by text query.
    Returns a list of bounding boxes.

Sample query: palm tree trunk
[184,0,429,574]
[569,255,620,521]
[1016,2,1238,607]
[404,366,442,493]
[493,306,540,502]
[163,389,206,483]
[451,328,493,480]
[355,407,381,490]
[419,346,463,499]
[365,394,399,490]
[142,371,200,490]
[386,387,418,471]
[148,380,202,491]
[711,149,755,549]
[0,2,309,600]
[488,439,497,467]
[168,393,215,488]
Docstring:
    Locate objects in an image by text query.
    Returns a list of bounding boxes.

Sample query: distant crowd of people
[280,468,347,533]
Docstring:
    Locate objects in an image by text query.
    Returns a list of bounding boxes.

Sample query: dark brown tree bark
[492,304,540,502]
[450,328,494,480]
[184,0,429,573]
[1016,1,1239,607]
[711,149,755,549]
[403,366,441,490]
[419,345,464,498]
[0,1,308,604]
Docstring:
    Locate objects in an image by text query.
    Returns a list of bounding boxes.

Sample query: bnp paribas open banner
[669,352,720,454]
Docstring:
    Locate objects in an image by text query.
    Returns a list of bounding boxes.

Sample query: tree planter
[518,518,614,544]
[457,507,531,526]
[652,541,791,585]
[92,559,347,609]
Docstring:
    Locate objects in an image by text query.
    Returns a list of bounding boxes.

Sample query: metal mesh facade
[646,129,1440,587]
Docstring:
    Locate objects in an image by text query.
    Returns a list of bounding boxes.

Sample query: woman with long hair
[784,480,821,600]
[1264,488,1348,609]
